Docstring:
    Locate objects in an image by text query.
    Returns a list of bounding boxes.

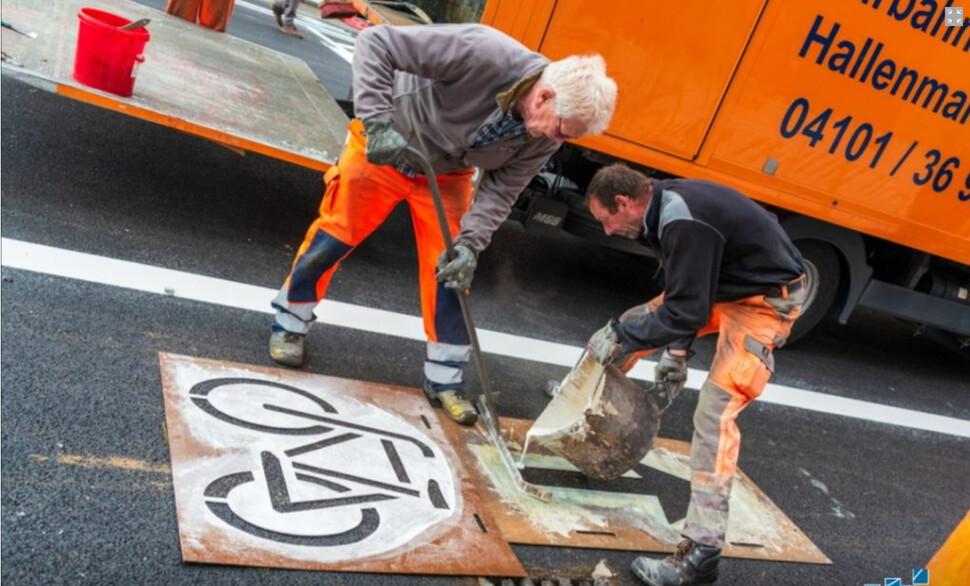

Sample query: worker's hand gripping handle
[403,147,497,414]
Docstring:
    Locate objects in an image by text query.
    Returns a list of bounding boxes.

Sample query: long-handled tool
[2,20,38,39]
[405,147,551,502]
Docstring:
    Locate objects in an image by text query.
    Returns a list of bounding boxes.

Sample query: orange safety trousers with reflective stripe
[619,283,804,547]
[272,120,474,389]
[165,0,235,32]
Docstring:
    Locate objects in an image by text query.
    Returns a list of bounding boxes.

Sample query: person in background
[272,0,304,39]
[165,0,235,32]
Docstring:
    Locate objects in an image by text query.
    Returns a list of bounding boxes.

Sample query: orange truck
[484,0,970,347]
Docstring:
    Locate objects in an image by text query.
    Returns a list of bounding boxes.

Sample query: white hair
[541,54,617,135]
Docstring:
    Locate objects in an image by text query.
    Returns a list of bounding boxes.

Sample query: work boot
[631,539,721,586]
[271,2,284,27]
[422,382,478,425]
[269,331,305,367]
[281,23,304,39]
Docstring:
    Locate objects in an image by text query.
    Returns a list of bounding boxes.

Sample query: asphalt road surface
[2,3,968,585]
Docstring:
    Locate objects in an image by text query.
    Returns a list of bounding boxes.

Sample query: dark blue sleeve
[613,220,724,352]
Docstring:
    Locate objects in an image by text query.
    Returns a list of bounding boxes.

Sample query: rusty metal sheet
[1,0,348,171]
[158,353,525,577]
[443,417,831,565]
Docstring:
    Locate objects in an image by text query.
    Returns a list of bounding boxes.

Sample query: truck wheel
[788,240,841,344]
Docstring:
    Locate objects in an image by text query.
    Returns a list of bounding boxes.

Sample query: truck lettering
[531,213,563,227]
[860,0,970,52]
[779,97,970,199]
[799,15,970,124]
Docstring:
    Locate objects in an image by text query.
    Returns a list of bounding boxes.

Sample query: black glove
[362,117,408,166]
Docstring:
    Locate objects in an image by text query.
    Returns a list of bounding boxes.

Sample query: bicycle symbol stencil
[168,371,460,562]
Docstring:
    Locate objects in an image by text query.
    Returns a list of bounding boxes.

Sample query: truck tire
[788,240,841,344]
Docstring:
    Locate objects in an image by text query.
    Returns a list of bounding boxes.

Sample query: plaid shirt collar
[470,108,527,149]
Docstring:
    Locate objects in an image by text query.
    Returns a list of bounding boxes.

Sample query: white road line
[3,237,969,439]
[236,0,357,63]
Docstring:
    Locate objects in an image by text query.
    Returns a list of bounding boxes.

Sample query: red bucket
[73,8,150,97]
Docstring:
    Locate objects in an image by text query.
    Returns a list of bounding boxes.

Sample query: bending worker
[584,164,806,586]
[269,23,617,425]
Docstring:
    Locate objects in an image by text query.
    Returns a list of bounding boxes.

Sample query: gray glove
[587,320,624,365]
[653,349,688,410]
[436,244,477,290]
[619,302,651,323]
[362,117,408,166]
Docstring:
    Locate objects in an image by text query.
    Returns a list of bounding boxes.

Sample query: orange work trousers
[165,0,235,32]
[620,278,805,548]
[272,119,475,391]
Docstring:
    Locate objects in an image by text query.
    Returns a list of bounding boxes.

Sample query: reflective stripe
[272,286,317,334]
[425,343,469,388]
[427,341,472,363]
[424,360,465,387]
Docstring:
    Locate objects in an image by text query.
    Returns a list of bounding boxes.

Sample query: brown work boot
[269,331,305,367]
[281,23,304,39]
[422,382,478,425]
[271,2,284,27]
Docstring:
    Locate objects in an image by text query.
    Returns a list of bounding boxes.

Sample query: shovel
[404,147,552,502]
[120,18,151,31]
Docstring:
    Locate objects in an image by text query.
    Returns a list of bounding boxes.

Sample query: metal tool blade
[406,146,551,502]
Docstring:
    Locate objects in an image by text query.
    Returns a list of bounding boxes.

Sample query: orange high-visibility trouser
[619,278,805,548]
[272,120,475,390]
[165,0,235,32]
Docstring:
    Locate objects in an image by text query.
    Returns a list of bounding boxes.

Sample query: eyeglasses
[553,117,572,142]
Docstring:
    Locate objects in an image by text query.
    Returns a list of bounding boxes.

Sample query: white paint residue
[799,468,856,520]
[471,444,609,537]
[592,559,614,579]
[164,356,461,562]
[525,353,605,460]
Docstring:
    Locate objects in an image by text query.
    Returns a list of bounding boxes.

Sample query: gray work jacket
[353,23,561,254]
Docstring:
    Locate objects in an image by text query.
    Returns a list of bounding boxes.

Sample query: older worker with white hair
[269,23,617,424]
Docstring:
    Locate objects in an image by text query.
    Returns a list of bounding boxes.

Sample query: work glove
[653,349,688,411]
[586,320,624,365]
[619,302,651,323]
[362,117,408,166]
[436,244,477,291]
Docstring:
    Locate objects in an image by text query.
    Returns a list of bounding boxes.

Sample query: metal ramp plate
[158,353,525,577]
[1,0,348,171]
[442,417,831,565]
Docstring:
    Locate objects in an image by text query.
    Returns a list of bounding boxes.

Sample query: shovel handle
[403,147,497,416]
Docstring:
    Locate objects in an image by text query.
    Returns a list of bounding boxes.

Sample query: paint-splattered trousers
[165,0,235,32]
[620,277,806,548]
[272,119,474,392]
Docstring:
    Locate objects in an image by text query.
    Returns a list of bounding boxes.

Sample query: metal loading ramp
[1,0,349,171]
